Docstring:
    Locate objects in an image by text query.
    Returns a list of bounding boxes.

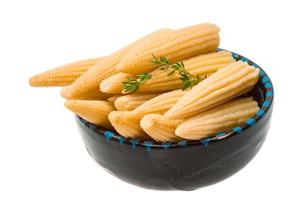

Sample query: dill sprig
[151,55,203,90]
[151,55,170,66]
[122,55,203,93]
[122,73,152,94]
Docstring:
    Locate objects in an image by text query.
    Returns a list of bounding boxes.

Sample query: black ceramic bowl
[75,50,273,191]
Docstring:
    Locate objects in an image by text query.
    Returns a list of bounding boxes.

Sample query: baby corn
[100,51,234,94]
[176,97,259,140]
[64,100,114,128]
[61,29,171,100]
[133,89,186,115]
[165,61,260,119]
[140,114,183,142]
[29,57,104,87]
[114,94,159,111]
[109,90,185,139]
[107,95,121,103]
[117,23,220,74]
[136,51,235,93]
[108,111,150,139]
[184,50,235,74]
[100,73,133,94]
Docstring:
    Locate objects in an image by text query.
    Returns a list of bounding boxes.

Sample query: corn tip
[140,114,155,130]
[29,76,38,87]
[60,86,72,99]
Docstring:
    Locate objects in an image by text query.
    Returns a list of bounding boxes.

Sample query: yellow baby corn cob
[183,50,235,74]
[60,29,171,100]
[132,89,186,115]
[100,51,234,94]
[100,73,133,94]
[64,100,114,129]
[176,97,259,140]
[117,23,220,74]
[108,90,185,139]
[114,94,159,111]
[29,57,105,87]
[136,51,234,93]
[164,61,260,119]
[107,95,121,103]
[108,111,150,139]
[140,114,183,142]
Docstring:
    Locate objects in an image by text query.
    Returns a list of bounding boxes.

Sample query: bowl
[75,49,274,191]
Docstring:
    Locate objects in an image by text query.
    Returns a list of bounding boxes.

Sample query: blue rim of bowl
[78,49,274,150]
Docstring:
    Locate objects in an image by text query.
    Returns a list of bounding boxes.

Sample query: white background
[0,0,299,199]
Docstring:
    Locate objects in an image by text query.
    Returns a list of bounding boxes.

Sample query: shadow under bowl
[75,49,274,191]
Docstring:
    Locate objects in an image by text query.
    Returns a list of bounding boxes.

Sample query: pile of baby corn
[29,23,260,142]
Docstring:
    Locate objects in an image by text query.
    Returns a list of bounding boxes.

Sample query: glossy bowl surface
[76,49,274,190]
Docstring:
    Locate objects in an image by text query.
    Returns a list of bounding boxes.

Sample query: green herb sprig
[122,55,204,93]
[122,73,152,94]
[151,55,203,90]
